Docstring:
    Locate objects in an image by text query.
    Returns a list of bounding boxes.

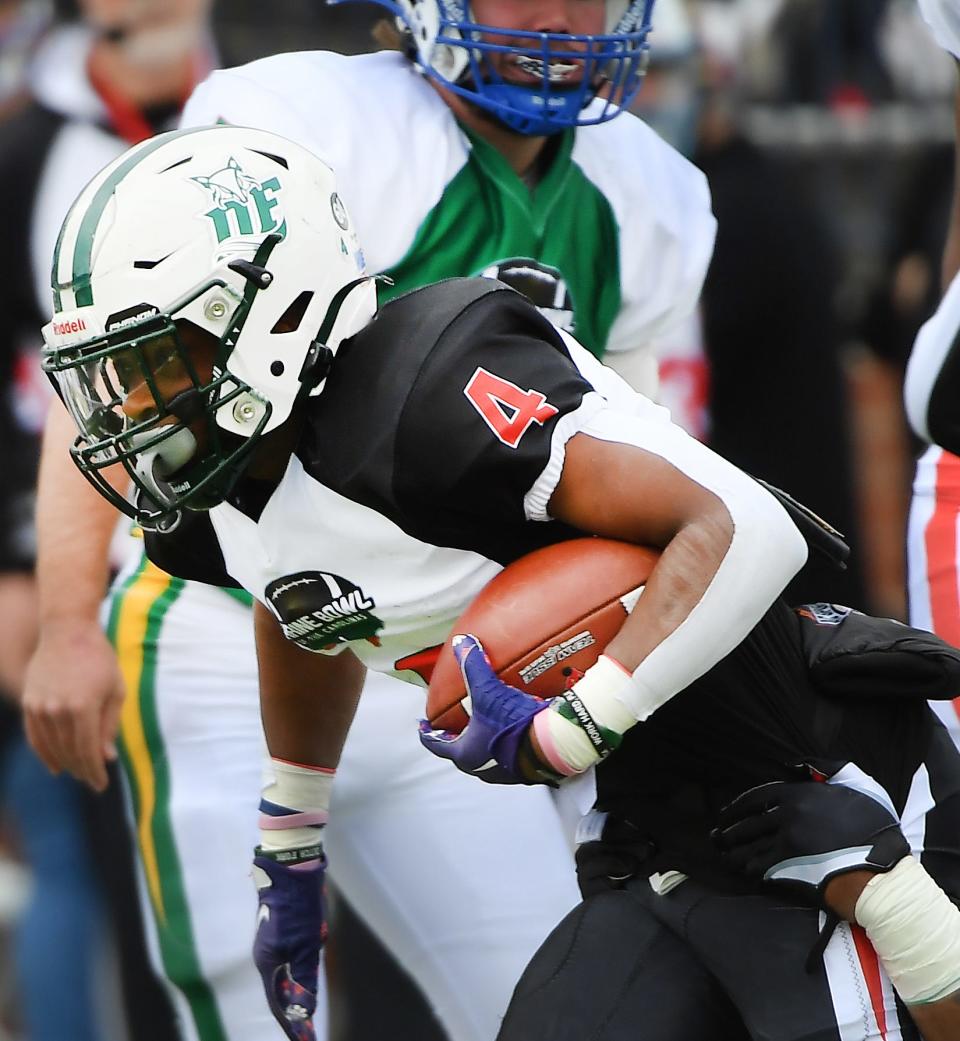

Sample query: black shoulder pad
[796,603,960,701]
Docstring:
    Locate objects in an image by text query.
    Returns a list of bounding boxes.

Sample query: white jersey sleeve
[182,64,323,144]
[919,0,960,58]
[180,52,467,276]
[572,114,716,357]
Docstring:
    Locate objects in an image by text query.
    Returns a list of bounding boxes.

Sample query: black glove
[574,810,653,899]
[712,766,910,908]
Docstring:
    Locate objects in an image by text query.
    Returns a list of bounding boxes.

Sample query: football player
[901,0,960,740]
[24,1,717,1039]
[42,125,960,1041]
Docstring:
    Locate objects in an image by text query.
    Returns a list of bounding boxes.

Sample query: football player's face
[471,0,606,34]
[118,323,218,453]
[468,0,606,86]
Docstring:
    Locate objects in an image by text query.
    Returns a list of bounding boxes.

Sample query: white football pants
[107,556,580,1041]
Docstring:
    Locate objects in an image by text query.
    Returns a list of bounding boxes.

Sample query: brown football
[426,538,659,732]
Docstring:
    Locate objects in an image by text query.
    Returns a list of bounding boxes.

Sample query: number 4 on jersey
[464,367,559,449]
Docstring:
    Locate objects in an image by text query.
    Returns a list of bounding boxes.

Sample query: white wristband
[259,758,334,853]
[534,655,636,776]
[855,856,960,1005]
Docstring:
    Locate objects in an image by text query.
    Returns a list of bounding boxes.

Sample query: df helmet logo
[192,157,287,244]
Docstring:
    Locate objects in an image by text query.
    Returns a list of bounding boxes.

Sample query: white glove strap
[854,856,960,1005]
[259,758,334,853]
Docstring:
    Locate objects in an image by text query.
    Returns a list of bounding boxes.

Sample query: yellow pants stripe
[112,559,173,921]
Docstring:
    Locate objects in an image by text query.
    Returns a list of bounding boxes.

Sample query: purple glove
[252,850,327,1041]
[419,634,556,784]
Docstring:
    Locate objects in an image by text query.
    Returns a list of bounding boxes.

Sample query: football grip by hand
[419,634,550,784]
[253,853,326,1041]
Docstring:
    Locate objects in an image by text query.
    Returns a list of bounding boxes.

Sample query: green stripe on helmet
[52,128,210,311]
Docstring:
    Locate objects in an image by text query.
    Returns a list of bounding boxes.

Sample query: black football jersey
[145,278,960,891]
[147,278,646,667]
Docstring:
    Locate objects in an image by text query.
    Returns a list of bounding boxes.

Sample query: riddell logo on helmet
[52,317,87,336]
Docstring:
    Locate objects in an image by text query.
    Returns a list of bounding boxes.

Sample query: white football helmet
[42,124,376,531]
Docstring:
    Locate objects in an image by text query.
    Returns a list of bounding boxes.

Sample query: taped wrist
[533,655,637,776]
[259,758,334,856]
[854,856,960,1005]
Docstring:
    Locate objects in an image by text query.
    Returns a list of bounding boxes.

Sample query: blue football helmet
[335,0,655,136]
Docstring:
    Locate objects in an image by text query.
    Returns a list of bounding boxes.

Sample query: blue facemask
[333,0,656,136]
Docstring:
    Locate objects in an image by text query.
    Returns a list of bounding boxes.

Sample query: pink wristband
[532,708,582,777]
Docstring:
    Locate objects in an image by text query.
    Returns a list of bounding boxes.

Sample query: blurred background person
[0,0,49,118]
[0,0,217,1037]
[0,0,108,1033]
[633,0,865,606]
[0,1,104,1036]
[901,0,960,740]
[653,0,954,622]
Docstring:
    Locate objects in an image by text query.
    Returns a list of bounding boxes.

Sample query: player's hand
[712,764,910,913]
[253,850,327,1041]
[22,617,125,792]
[418,634,555,785]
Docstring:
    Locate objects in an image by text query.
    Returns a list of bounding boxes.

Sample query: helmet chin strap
[130,426,198,532]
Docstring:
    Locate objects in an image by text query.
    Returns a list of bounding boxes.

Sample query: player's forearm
[603,501,736,676]
[534,430,806,777]
[827,857,960,1034]
[556,428,807,721]
[0,573,38,699]
[831,865,960,1040]
[254,601,365,769]
[615,480,806,718]
[907,991,960,1041]
[533,496,803,776]
[824,866,957,1036]
[35,400,124,624]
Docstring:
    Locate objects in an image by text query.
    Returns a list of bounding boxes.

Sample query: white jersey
[919,0,960,58]
[180,49,715,378]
